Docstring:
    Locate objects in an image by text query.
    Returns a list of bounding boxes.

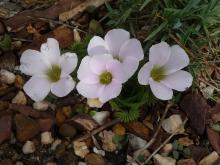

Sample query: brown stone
[85,153,107,165]
[59,124,76,138]
[0,115,11,144]
[0,159,12,165]
[126,121,150,140]
[177,159,196,165]
[37,118,54,132]
[0,101,9,111]
[56,110,66,125]
[14,114,40,142]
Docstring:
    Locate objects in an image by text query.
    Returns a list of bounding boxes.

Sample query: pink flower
[87,29,144,80]
[19,38,78,101]
[76,54,127,103]
[138,41,193,100]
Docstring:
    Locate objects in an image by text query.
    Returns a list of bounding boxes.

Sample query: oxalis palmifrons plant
[19,28,193,122]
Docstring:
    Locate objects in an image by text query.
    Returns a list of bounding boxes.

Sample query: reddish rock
[0,159,12,165]
[177,159,196,165]
[10,104,40,118]
[37,118,54,132]
[14,114,40,142]
[0,115,11,144]
[85,153,107,165]
[126,121,150,140]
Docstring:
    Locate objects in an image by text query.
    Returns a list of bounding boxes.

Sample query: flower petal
[40,38,60,64]
[149,79,173,100]
[138,62,153,85]
[19,50,49,76]
[161,70,193,91]
[77,56,98,84]
[60,52,78,77]
[99,80,122,103]
[77,56,92,79]
[149,41,171,66]
[23,76,51,102]
[119,39,144,61]
[104,29,130,55]
[163,45,190,74]
[76,81,104,98]
[51,76,75,97]
[121,56,140,79]
[106,60,127,83]
[90,54,113,74]
[87,36,109,56]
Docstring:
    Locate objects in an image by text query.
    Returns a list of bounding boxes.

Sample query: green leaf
[144,21,168,41]
[172,150,179,160]
[172,140,179,150]
[89,110,96,117]
[177,144,184,151]
[211,124,220,131]
[0,34,11,51]
[139,0,152,11]
[183,148,191,156]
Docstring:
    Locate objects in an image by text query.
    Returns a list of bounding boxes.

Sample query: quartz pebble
[0,69,15,84]
[22,140,35,154]
[41,132,54,145]
[92,111,110,125]
[199,151,219,165]
[12,91,27,105]
[33,101,49,111]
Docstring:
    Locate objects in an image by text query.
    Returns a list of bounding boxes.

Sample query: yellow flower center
[99,71,112,85]
[46,64,61,82]
[150,66,166,81]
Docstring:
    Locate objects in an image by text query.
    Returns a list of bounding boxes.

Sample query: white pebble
[0,69,16,84]
[22,141,35,154]
[41,132,54,145]
[92,111,110,125]
[12,91,27,105]
[33,101,49,111]
[162,114,184,134]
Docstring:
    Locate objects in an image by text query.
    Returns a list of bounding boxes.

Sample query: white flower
[138,41,193,100]
[87,29,144,80]
[76,54,127,103]
[19,38,78,102]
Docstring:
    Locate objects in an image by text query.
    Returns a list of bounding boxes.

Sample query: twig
[74,119,120,142]
[134,103,173,162]
[198,78,220,92]
[143,118,188,164]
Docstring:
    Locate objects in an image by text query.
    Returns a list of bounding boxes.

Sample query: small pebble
[15,162,23,165]
[12,91,27,105]
[199,151,219,165]
[14,75,24,89]
[0,69,15,84]
[78,162,87,165]
[87,98,103,108]
[50,139,62,150]
[22,140,35,154]
[46,163,57,165]
[33,101,49,111]
[92,111,110,125]
[59,124,76,138]
[73,141,89,158]
[41,132,54,145]
[160,143,173,156]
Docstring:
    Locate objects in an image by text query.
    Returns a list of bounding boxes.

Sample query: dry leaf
[180,94,208,135]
